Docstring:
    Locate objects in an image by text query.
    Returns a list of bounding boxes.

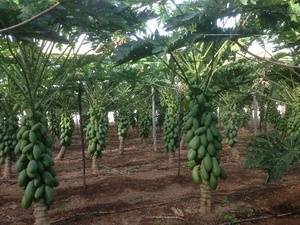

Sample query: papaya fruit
[212,157,221,177]
[22,143,33,154]
[191,165,201,183]
[34,185,45,200]
[43,171,54,186]
[209,174,218,190]
[200,134,208,147]
[29,131,37,143]
[195,126,206,135]
[203,154,212,172]
[16,158,26,172]
[18,169,29,187]
[197,146,206,159]
[200,163,209,181]
[45,185,54,206]
[188,136,200,150]
[207,143,216,156]
[187,160,196,169]
[206,129,213,142]
[27,160,38,175]
[24,181,35,203]
[204,113,212,127]
[187,149,197,161]
[33,144,42,160]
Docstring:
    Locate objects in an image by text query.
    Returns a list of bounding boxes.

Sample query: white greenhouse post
[253,95,259,136]
[152,86,157,152]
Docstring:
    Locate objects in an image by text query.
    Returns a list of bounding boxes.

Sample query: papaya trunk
[33,201,49,225]
[92,156,99,174]
[141,138,146,147]
[200,181,212,215]
[232,147,240,164]
[252,95,259,136]
[178,135,185,176]
[56,145,66,160]
[119,136,124,155]
[2,156,11,179]
[168,151,175,169]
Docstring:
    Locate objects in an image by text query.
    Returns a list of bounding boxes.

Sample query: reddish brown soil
[1,126,300,225]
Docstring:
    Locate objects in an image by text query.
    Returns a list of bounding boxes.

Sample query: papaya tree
[160,87,180,168]
[137,103,152,145]
[0,83,19,179]
[113,82,133,154]
[85,82,110,174]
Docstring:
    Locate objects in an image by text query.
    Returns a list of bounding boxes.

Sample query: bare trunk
[231,147,240,164]
[2,156,11,179]
[253,95,259,136]
[141,138,146,147]
[119,136,124,155]
[92,156,99,175]
[178,135,185,176]
[56,145,66,160]
[33,201,49,225]
[168,151,175,169]
[200,181,212,215]
[151,86,157,152]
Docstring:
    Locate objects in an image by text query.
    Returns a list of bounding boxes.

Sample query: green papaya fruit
[24,181,35,203]
[43,171,54,186]
[197,145,206,159]
[187,149,197,161]
[192,165,201,183]
[21,194,33,209]
[18,169,29,187]
[184,117,193,130]
[16,158,26,172]
[204,113,212,127]
[192,118,200,130]
[200,163,209,181]
[212,157,221,177]
[200,134,208,147]
[33,175,42,187]
[22,143,34,154]
[31,123,41,132]
[45,186,54,205]
[188,136,200,150]
[209,174,218,190]
[195,126,206,135]
[33,144,42,160]
[27,160,38,175]
[187,160,196,170]
[203,154,212,172]
[191,104,199,117]
[207,143,216,156]
[34,185,45,200]
[29,131,37,143]
[206,129,213,142]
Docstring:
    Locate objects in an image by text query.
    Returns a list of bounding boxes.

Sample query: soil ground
[1,126,300,225]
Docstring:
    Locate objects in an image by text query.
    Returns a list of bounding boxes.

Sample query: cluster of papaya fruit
[15,110,58,208]
[59,113,74,146]
[0,116,18,164]
[265,102,280,126]
[117,112,130,138]
[138,111,151,139]
[163,99,179,152]
[185,88,226,190]
[48,111,60,139]
[224,121,238,147]
[86,108,108,158]
[285,108,300,136]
